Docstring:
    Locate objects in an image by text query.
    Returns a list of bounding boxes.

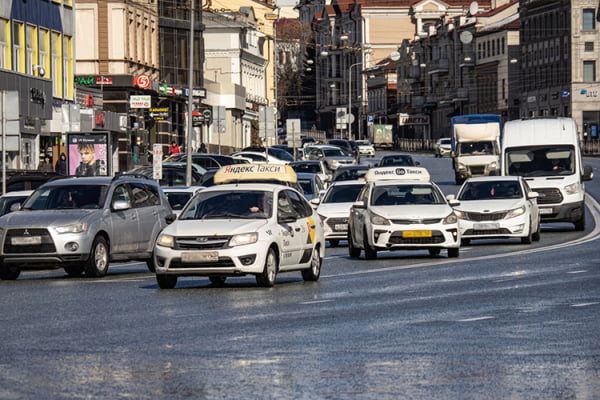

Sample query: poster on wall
[67,132,110,176]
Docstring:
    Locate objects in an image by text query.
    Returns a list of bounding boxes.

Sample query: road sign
[203,109,212,121]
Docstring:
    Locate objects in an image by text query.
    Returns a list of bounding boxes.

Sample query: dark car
[331,165,370,182]
[4,171,63,192]
[378,153,420,167]
[127,165,203,187]
[164,153,246,169]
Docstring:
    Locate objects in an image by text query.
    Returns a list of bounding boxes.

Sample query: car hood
[0,209,98,227]
[163,219,269,236]
[456,155,498,165]
[369,205,453,220]
[454,199,524,213]
[317,202,353,217]
[325,156,355,162]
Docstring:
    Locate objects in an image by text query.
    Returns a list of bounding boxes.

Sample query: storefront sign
[130,95,151,108]
[149,107,169,120]
[398,114,429,126]
[135,74,152,89]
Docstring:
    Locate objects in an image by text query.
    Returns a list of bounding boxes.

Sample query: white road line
[571,302,599,308]
[300,300,333,305]
[457,316,496,322]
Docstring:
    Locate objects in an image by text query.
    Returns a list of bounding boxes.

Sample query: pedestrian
[38,155,54,172]
[55,152,67,175]
[199,143,207,153]
[169,141,181,155]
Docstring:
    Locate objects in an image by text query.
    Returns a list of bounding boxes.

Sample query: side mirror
[166,213,177,224]
[352,200,366,209]
[9,202,22,212]
[112,199,131,211]
[415,161,421,166]
[446,195,460,206]
[583,165,594,181]
[527,191,539,199]
[310,197,321,206]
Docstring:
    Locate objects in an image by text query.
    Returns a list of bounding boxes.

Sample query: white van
[501,118,593,230]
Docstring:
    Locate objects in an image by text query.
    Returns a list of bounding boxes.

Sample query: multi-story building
[0,0,74,170]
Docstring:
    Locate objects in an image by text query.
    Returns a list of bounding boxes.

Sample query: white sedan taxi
[348,167,460,259]
[312,180,366,247]
[451,176,541,245]
[153,164,325,288]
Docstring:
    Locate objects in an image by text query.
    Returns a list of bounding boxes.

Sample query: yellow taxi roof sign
[365,166,430,182]
[213,163,297,184]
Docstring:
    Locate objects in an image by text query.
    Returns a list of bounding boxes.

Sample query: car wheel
[209,276,226,286]
[64,265,84,277]
[428,248,441,256]
[348,228,361,258]
[521,220,533,244]
[156,274,177,289]
[256,248,278,287]
[84,236,110,277]
[328,239,339,247]
[363,230,377,260]
[0,264,20,280]
[448,248,459,258]
[574,212,585,231]
[146,254,156,272]
[301,245,322,282]
[532,221,541,242]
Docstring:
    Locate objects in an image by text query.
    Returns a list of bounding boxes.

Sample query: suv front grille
[326,217,348,231]
[535,187,563,204]
[175,235,231,250]
[3,228,56,254]
[469,166,486,175]
[391,218,441,225]
[463,211,507,221]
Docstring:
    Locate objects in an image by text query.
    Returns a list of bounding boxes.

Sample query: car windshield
[180,190,273,220]
[291,163,321,174]
[356,140,371,146]
[459,181,522,200]
[22,185,108,210]
[323,148,347,157]
[440,139,451,145]
[165,192,195,211]
[323,184,365,203]
[269,148,294,161]
[298,179,315,194]
[459,141,497,155]
[380,155,414,166]
[371,184,445,205]
[333,169,368,181]
[505,146,575,177]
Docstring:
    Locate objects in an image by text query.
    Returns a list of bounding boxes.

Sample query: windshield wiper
[203,213,246,219]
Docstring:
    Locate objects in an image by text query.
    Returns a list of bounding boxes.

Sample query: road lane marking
[457,316,496,322]
[571,302,599,308]
[300,300,333,305]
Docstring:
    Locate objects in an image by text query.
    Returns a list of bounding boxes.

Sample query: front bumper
[458,213,530,239]
[323,216,349,240]
[154,241,268,277]
[368,223,460,250]
[537,200,584,223]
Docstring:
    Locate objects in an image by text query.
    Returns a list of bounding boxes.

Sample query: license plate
[11,236,42,245]
[402,230,432,238]
[473,223,499,230]
[539,208,553,215]
[181,251,219,263]
[334,224,348,231]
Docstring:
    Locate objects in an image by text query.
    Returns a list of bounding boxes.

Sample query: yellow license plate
[402,230,432,238]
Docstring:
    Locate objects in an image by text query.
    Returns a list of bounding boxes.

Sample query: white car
[450,176,541,245]
[162,186,205,216]
[153,165,325,288]
[434,138,452,157]
[355,140,375,157]
[312,180,366,247]
[231,151,289,164]
[348,167,460,259]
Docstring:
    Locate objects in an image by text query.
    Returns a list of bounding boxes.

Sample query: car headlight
[490,161,497,168]
[453,209,467,220]
[370,213,390,225]
[229,232,258,247]
[564,183,579,195]
[156,233,175,248]
[457,163,466,170]
[506,206,526,219]
[55,222,88,234]
[443,212,458,224]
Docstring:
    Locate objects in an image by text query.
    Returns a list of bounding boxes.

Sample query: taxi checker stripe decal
[306,216,316,244]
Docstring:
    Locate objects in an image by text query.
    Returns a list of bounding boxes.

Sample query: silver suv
[0,176,174,280]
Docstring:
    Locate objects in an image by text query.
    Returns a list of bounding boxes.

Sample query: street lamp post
[348,61,362,140]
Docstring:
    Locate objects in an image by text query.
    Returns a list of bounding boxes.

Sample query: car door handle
[295,227,301,232]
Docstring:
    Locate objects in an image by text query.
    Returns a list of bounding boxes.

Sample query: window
[583,9,596,30]
[62,35,73,99]
[51,31,62,97]
[584,60,596,82]
[26,24,37,75]
[12,21,24,73]
[0,18,9,69]
[585,42,594,52]
[39,28,49,77]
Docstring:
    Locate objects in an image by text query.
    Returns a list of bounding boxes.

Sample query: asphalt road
[0,153,598,399]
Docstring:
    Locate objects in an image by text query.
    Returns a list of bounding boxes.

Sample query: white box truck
[451,114,502,184]
[370,124,393,150]
[501,118,593,230]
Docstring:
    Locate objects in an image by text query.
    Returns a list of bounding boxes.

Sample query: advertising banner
[67,133,110,176]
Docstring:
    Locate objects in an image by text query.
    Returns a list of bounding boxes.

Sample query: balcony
[452,88,469,102]
[427,58,449,75]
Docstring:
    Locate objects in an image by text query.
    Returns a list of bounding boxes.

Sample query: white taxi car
[451,176,541,245]
[153,164,325,288]
[348,167,460,259]
[312,180,366,247]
